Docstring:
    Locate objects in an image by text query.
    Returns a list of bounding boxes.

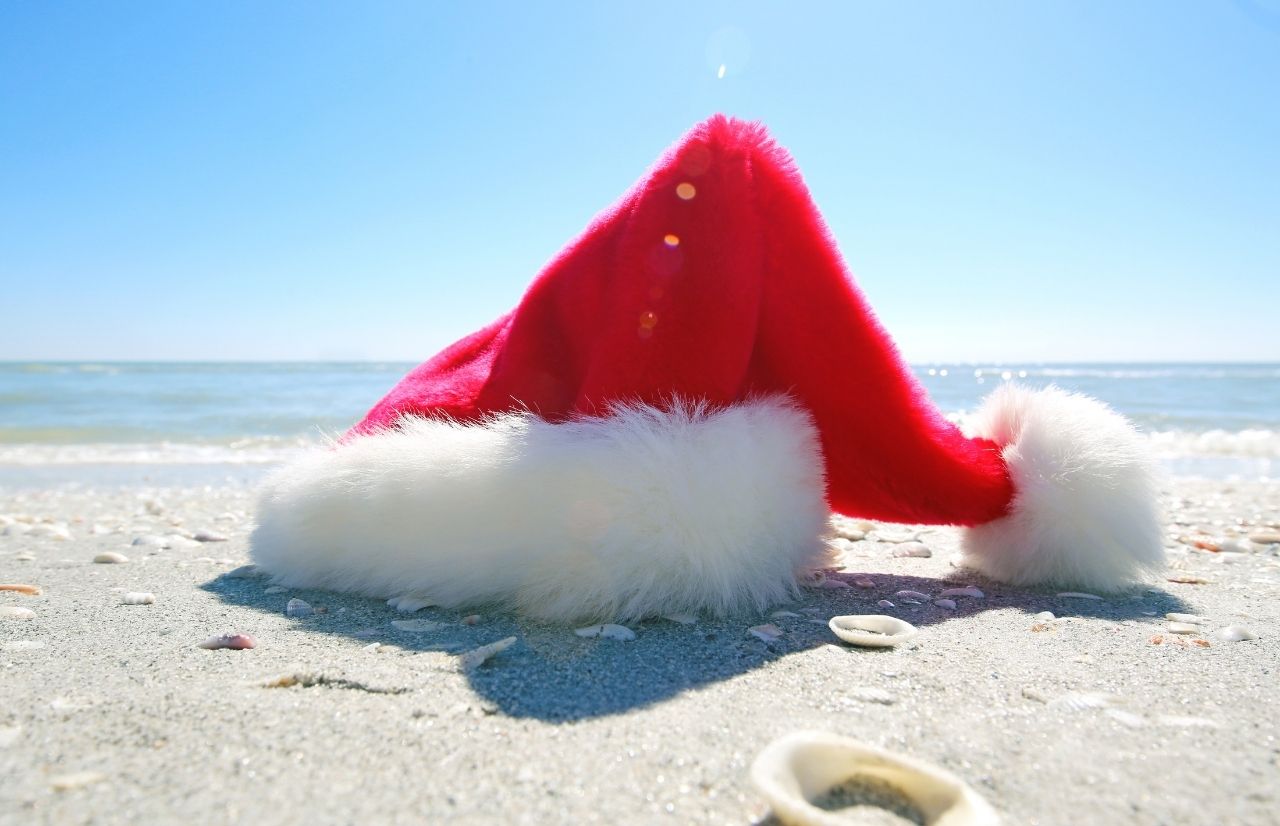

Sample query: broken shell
[1166,613,1205,624]
[939,586,985,599]
[285,598,313,618]
[121,592,155,605]
[1056,591,1103,600]
[876,600,895,609]
[1,606,36,620]
[1166,622,1199,634]
[387,595,435,613]
[828,615,917,648]
[198,633,256,650]
[0,583,42,595]
[751,731,999,826]
[459,636,516,669]
[576,623,637,640]
[748,623,784,643]
[1216,625,1257,642]
[934,598,957,610]
[93,552,129,564]
[891,542,932,558]
[391,619,443,632]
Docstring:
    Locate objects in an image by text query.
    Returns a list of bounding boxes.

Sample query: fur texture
[960,384,1164,592]
[251,398,832,623]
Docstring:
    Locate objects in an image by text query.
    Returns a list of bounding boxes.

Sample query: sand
[1,476,1277,825]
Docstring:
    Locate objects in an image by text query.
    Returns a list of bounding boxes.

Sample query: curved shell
[828,615,917,648]
[751,731,1000,826]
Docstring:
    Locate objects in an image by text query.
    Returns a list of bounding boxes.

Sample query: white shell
[93,552,129,564]
[751,731,999,826]
[600,623,636,640]
[934,598,957,610]
[285,598,312,618]
[459,636,516,670]
[121,592,155,605]
[876,600,895,609]
[747,623,784,643]
[1215,625,1257,642]
[1034,611,1055,621]
[1165,622,1199,634]
[828,615,917,648]
[891,542,932,558]
[939,586,985,599]
[1,606,36,621]
[1056,591,1103,600]
[1165,612,1205,624]
[387,595,435,613]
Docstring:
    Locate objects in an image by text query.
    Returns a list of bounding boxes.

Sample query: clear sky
[2,1,1277,363]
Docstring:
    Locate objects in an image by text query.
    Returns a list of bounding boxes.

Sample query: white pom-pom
[961,384,1163,592]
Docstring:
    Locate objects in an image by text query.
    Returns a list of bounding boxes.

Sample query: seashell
[263,585,287,594]
[831,525,866,542]
[1166,612,1205,624]
[599,623,636,640]
[15,552,35,561]
[1,606,36,621]
[851,577,876,589]
[891,542,932,558]
[193,530,228,542]
[29,523,71,540]
[50,771,107,791]
[747,623,784,643]
[847,687,896,705]
[0,583,41,596]
[1217,537,1253,554]
[1166,622,1199,634]
[1247,531,1280,545]
[1034,611,1055,621]
[933,598,957,610]
[1215,625,1257,642]
[387,595,435,613]
[876,600,895,609]
[750,731,999,826]
[93,552,129,564]
[771,610,801,619]
[226,564,263,579]
[661,613,697,625]
[893,590,929,605]
[939,586,985,599]
[391,619,443,632]
[198,633,256,650]
[459,636,516,670]
[1056,591,1103,600]
[363,642,383,653]
[1167,574,1211,585]
[121,592,155,605]
[828,615,917,648]
[285,598,312,617]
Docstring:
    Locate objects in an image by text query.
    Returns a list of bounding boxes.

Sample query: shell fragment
[828,615,918,648]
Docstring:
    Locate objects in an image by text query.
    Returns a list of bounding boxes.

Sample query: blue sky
[2,1,1277,363]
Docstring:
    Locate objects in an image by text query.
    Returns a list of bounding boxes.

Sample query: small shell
[1034,611,1056,621]
[598,623,636,641]
[751,731,999,826]
[1215,625,1257,642]
[93,552,129,564]
[1056,591,1103,600]
[121,592,155,605]
[459,636,516,669]
[893,589,929,604]
[285,598,312,618]
[387,595,435,613]
[198,633,256,650]
[939,586,985,599]
[1165,613,1205,624]
[933,598,957,610]
[1247,531,1280,545]
[1,606,36,621]
[391,619,443,632]
[0,583,42,596]
[661,613,697,625]
[891,542,932,558]
[876,599,895,609]
[828,615,917,648]
[1166,622,1199,634]
[851,577,876,589]
[747,623,784,643]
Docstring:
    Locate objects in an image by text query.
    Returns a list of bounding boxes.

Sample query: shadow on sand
[202,569,1190,722]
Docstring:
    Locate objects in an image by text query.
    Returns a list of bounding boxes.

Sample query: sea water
[1,362,1276,482]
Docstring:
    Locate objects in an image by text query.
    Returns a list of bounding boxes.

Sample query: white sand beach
[1,476,1276,825]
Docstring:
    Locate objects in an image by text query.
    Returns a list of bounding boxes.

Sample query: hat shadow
[201,570,1191,722]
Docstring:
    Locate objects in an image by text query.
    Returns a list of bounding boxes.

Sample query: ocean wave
[0,439,320,465]
[917,366,1280,380]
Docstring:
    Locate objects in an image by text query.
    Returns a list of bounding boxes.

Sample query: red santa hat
[252,116,1163,622]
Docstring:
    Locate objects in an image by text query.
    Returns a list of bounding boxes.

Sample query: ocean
[1,362,1277,483]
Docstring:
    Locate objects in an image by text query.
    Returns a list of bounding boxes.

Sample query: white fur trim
[251,398,832,623]
[961,384,1164,592]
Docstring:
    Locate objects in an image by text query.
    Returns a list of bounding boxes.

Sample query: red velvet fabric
[352,116,1014,526]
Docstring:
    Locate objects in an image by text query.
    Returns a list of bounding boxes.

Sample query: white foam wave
[0,439,320,466]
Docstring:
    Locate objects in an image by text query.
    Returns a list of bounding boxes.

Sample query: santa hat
[252,116,1163,622]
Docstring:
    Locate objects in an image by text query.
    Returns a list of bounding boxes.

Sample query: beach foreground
[1,477,1276,825]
